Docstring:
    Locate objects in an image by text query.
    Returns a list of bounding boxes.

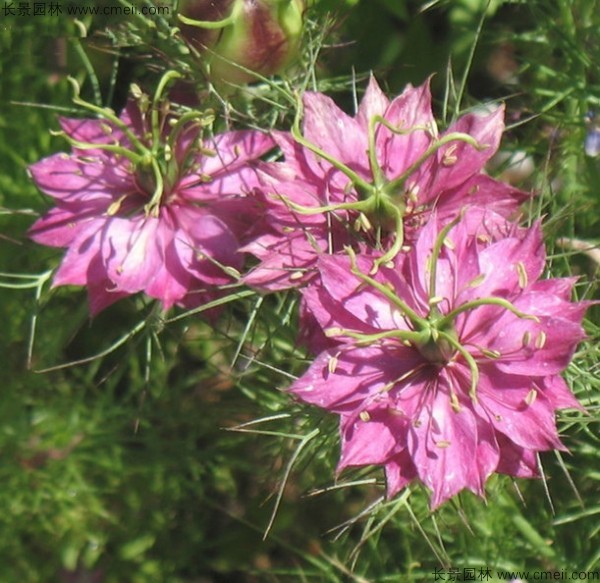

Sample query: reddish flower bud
[179,0,306,85]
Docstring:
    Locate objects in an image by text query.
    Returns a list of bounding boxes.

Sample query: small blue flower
[584,111,600,157]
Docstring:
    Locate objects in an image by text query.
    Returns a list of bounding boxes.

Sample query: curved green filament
[66,77,147,154]
[326,327,425,346]
[291,97,374,196]
[151,71,183,152]
[177,13,237,29]
[277,194,369,216]
[385,131,487,193]
[367,116,432,189]
[346,246,424,329]
[428,213,462,300]
[367,115,386,188]
[440,330,480,402]
[57,133,143,165]
[439,297,540,329]
[144,157,166,217]
[372,203,404,271]
[167,110,214,154]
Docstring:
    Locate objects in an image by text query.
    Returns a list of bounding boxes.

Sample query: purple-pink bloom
[289,210,590,508]
[244,76,528,291]
[29,101,274,313]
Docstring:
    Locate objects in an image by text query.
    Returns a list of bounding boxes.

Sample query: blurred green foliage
[0,0,599,581]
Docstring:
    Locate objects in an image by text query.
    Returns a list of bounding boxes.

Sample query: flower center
[413,314,458,366]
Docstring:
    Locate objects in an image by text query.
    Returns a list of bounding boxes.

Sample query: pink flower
[289,210,590,508]
[244,77,528,290]
[29,100,274,313]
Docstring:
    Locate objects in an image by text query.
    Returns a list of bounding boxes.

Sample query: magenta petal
[356,75,390,129]
[384,450,418,498]
[200,130,274,176]
[29,207,96,248]
[29,154,133,203]
[407,381,480,508]
[175,214,241,286]
[338,409,400,471]
[438,105,505,187]
[52,222,105,287]
[377,80,437,179]
[316,254,411,332]
[102,217,162,293]
[495,435,540,478]
[302,91,370,174]
[289,345,418,413]
[475,366,564,451]
[539,375,585,411]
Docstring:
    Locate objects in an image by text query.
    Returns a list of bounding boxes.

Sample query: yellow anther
[428,296,445,306]
[480,348,501,359]
[324,328,344,337]
[468,273,486,288]
[535,331,547,350]
[516,261,528,288]
[328,355,339,374]
[525,388,538,406]
[442,144,458,166]
[106,194,128,216]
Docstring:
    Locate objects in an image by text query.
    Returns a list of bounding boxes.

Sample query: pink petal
[302,92,370,175]
[495,434,540,478]
[384,450,418,498]
[356,75,390,129]
[200,130,275,176]
[474,365,564,451]
[338,408,401,471]
[29,153,133,204]
[407,381,480,509]
[288,345,420,413]
[29,206,99,248]
[377,79,437,180]
[101,216,163,294]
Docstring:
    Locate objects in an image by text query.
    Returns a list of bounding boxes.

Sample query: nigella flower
[29,78,274,313]
[289,210,590,508]
[243,77,528,290]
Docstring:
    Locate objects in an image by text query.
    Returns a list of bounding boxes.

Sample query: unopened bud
[179,0,306,85]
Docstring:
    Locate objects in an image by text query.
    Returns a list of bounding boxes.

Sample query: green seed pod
[179,0,307,85]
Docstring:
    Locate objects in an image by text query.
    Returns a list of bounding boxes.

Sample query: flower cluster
[30,85,274,313]
[29,73,591,508]
[244,78,589,507]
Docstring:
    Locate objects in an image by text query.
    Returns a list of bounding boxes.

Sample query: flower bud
[179,0,306,85]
